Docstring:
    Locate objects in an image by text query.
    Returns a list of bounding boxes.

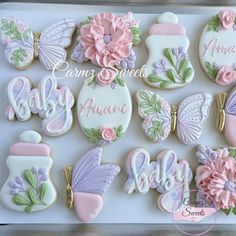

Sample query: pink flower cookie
[71,12,141,69]
[196,145,236,214]
[77,69,132,145]
[199,9,236,85]
[124,147,193,212]
[0,17,76,70]
[63,146,120,222]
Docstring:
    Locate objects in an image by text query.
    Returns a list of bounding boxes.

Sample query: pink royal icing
[215,65,236,85]
[218,9,235,29]
[96,68,116,86]
[224,114,236,146]
[149,23,185,35]
[100,127,116,142]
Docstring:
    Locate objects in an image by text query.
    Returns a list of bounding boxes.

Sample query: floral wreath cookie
[136,90,212,144]
[6,75,74,137]
[0,17,76,70]
[0,130,57,213]
[71,12,141,69]
[124,147,193,212]
[77,68,132,145]
[199,9,236,85]
[216,86,236,146]
[196,145,236,215]
[63,146,120,222]
[144,12,194,89]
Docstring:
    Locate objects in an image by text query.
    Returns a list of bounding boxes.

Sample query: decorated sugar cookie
[77,68,132,144]
[0,17,76,70]
[136,90,212,144]
[6,75,74,136]
[216,86,236,146]
[63,146,120,222]
[196,145,236,214]
[124,148,192,212]
[0,130,57,213]
[71,12,141,69]
[199,9,236,85]
[144,12,194,89]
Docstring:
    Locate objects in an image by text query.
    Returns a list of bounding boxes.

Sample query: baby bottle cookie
[77,68,132,145]
[0,130,57,213]
[144,12,194,89]
[199,9,236,85]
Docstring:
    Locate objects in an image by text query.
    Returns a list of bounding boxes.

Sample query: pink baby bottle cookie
[0,130,57,213]
[144,12,194,89]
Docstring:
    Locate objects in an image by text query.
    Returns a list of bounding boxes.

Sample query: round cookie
[77,68,132,145]
[199,9,236,85]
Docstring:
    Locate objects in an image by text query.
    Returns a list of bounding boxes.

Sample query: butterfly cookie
[63,146,120,222]
[136,90,212,144]
[0,17,76,70]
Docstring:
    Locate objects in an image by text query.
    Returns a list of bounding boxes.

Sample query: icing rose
[218,10,235,29]
[16,22,27,33]
[79,12,132,67]
[96,68,116,86]
[100,127,116,142]
[215,65,236,85]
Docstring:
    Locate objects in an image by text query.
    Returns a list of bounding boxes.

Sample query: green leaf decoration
[130,26,141,45]
[114,125,123,139]
[148,120,164,141]
[147,74,164,83]
[183,68,194,82]
[11,48,27,67]
[39,183,48,201]
[166,69,176,82]
[205,61,218,79]
[229,149,236,159]
[87,76,97,87]
[207,15,221,32]
[25,205,33,213]
[232,207,236,215]
[160,81,172,88]
[23,170,37,189]
[163,48,176,66]
[83,128,101,143]
[115,77,125,87]
[28,188,37,204]
[223,208,232,215]
[13,194,30,206]
[179,59,189,74]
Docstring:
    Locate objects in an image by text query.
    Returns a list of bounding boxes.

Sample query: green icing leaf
[28,188,37,204]
[13,194,30,206]
[160,81,172,88]
[163,48,176,66]
[223,208,231,215]
[207,15,221,32]
[147,74,164,83]
[229,149,236,159]
[39,183,48,201]
[114,125,123,140]
[148,120,164,142]
[83,128,101,143]
[115,77,125,87]
[87,76,97,87]
[232,207,236,215]
[179,59,189,74]
[183,68,194,82]
[25,205,33,213]
[130,26,141,45]
[205,61,218,79]
[24,170,37,189]
[11,48,27,67]
[166,69,176,82]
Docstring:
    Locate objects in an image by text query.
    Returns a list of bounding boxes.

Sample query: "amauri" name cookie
[0,130,57,213]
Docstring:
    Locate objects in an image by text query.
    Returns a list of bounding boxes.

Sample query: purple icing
[119,49,136,69]
[152,59,167,74]
[225,86,236,115]
[196,145,218,165]
[172,47,187,62]
[213,62,220,70]
[71,42,87,63]
[71,146,120,194]
[103,34,112,44]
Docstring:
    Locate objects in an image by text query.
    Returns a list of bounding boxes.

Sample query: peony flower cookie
[136,90,212,144]
[71,12,141,69]
[196,145,236,214]
[216,86,236,146]
[199,9,236,85]
[6,75,74,137]
[0,130,57,213]
[0,17,76,70]
[124,147,193,212]
[144,12,194,89]
[63,146,120,222]
[77,68,132,145]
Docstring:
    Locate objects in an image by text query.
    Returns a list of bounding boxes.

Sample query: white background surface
[0,2,236,224]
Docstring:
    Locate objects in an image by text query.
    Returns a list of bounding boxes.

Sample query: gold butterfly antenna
[63,166,74,208]
[171,105,178,132]
[33,32,41,58]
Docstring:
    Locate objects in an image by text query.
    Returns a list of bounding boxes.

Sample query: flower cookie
[144,12,194,89]
[77,68,132,144]
[124,148,192,212]
[199,9,236,85]
[71,12,141,69]
[6,75,74,137]
[0,130,57,213]
[216,86,236,146]
[0,17,76,70]
[136,90,212,144]
[63,146,120,222]
[196,145,236,214]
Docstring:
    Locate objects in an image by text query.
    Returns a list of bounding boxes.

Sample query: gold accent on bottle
[63,166,74,208]
[171,105,177,132]
[33,32,41,58]
[216,92,227,133]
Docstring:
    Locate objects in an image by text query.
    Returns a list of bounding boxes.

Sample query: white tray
[0,2,235,224]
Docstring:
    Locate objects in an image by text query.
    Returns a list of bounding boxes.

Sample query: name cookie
[144,12,194,89]
[136,90,212,144]
[71,12,141,68]
[0,17,76,70]
[124,148,192,212]
[77,68,132,144]
[0,130,57,213]
[196,145,236,214]
[199,9,236,85]
[63,146,120,222]
[6,75,74,136]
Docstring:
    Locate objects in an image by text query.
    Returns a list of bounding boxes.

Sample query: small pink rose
[218,9,235,29]
[215,65,236,85]
[96,68,116,86]
[16,22,27,33]
[100,127,116,142]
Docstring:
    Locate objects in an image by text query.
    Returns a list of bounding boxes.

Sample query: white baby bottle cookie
[0,130,57,213]
[144,12,194,89]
